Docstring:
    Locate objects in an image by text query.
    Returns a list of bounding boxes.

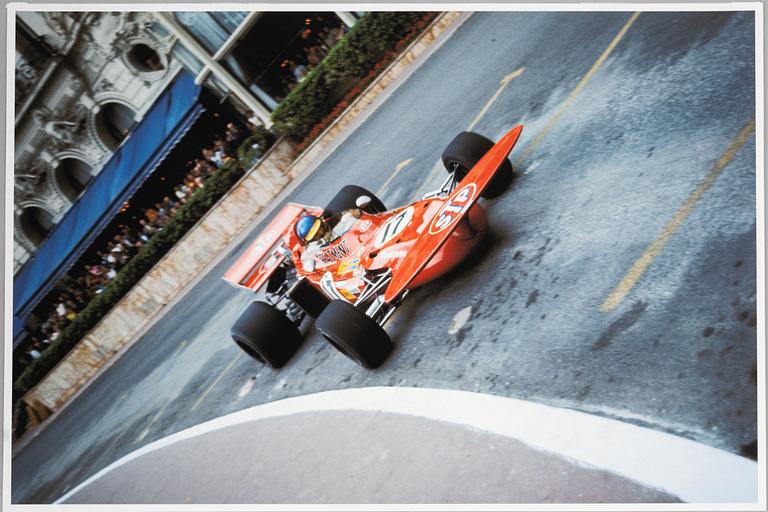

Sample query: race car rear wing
[383,125,524,303]
[223,202,307,291]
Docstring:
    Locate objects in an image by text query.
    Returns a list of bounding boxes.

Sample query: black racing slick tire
[441,131,514,199]
[324,185,387,217]
[315,300,393,369]
[230,301,303,368]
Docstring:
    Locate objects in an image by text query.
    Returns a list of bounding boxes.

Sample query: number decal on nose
[429,183,477,235]
[375,206,414,248]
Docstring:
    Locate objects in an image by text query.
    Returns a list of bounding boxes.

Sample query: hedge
[13,11,438,402]
[271,12,438,141]
[13,157,247,400]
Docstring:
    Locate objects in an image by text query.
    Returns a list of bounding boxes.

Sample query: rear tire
[230,301,303,368]
[315,300,393,368]
[442,131,514,198]
[324,185,386,217]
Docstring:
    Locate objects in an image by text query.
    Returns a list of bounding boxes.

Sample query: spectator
[305,45,324,66]
[225,122,246,148]
[72,289,87,309]
[125,230,143,250]
[138,219,157,241]
[55,298,67,317]
[103,250,117,266]
[290,61,309,82]
[145,205,159,223]
[196,159,214,179]
[175,183,191,201]
[212,139,233,162]
[28,344,42,360]
[64,301,77,322]
[40,332,53,347]
[162,196,178,215]
[202,148,221,167]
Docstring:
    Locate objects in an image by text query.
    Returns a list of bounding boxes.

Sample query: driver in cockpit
[294,196,370,270]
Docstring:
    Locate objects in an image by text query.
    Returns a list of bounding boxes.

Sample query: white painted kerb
[56,387,758,504]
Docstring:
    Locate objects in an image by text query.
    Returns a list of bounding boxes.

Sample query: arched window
[55,158,92,201]
[126,43,165,73]
[19,206,54,246]
[94,102,136,150]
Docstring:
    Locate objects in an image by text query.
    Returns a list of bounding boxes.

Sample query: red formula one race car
[223,125,523,368]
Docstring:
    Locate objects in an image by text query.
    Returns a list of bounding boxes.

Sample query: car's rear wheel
[442,131,514,198]
[315,299,393,368]
[324,185,387,216]
[230,301,303,368]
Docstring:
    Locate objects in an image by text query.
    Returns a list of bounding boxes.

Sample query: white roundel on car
[374,206,414,248]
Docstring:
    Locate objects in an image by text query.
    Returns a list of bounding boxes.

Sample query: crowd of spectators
[280,24,348,90]
[18,120,256,370]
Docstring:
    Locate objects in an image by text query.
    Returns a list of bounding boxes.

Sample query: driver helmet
[295,215,328,244]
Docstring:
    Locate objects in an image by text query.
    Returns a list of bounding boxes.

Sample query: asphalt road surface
[12,11,758,503]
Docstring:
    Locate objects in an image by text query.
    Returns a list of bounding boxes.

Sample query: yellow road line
[600,118,756,312]
[190,351,243,412]
[376,158,413,195]
[515,12,641,166]
[467,67,526,132]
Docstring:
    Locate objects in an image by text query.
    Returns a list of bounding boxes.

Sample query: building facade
[13,10,360,348]
[14,12,181,270]
[14,10,359,272]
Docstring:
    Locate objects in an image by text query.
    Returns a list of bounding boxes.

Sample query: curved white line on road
[56,387,757,504]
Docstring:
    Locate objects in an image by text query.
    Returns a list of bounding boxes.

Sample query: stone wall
[22,11,467,413]
[24,140,298,411]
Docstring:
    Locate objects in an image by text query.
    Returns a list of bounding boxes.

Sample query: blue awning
[13,71,204,342]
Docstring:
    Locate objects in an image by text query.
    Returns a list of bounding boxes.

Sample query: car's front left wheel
[231,301,304,368]
[315,299,393,368]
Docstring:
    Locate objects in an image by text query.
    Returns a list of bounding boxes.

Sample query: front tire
[442,131,514,198]
[324,185,387,217]
[230,301,303,368]
[315,300,393,368]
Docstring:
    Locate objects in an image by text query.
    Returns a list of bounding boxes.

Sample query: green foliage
[12,11,437,402]
[271,12,436,140]
[13,157,247,400]
[237,126,277,167]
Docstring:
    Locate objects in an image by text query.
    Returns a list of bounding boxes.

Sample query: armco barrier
[21,11,467,414]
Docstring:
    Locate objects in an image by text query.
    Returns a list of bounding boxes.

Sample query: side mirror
[355,195,372,209]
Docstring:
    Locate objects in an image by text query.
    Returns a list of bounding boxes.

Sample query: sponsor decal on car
[315,240,352,264]
[251,230,276,254]
[358,219,372,232]
[374,207,414,248]
[379,249,408,262]
[428,183,477,235]
[337,257,361,276]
